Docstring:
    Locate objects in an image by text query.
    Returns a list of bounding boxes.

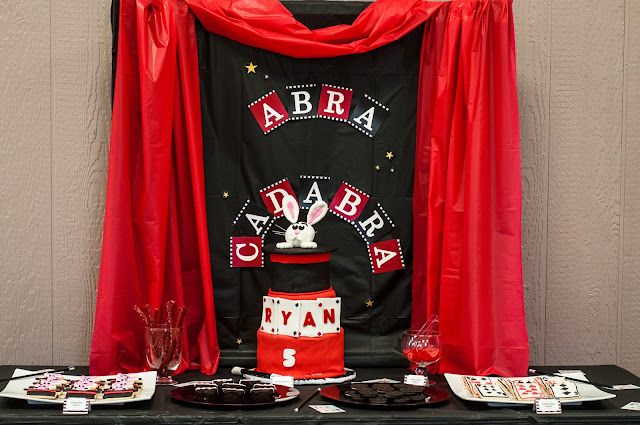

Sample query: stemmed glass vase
[400,330,441,385]
[145,325,182,385]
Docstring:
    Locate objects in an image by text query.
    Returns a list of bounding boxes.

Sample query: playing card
[475,383,509,399]
[309,404,346,413]
[463,376,494,398]
[549,381,579,398]
[275,298,300,337]
[621,402,640,411]
[298,300,323,337]
[506,378,546,400]
[540,378,580,398]
[612,384,640,390]
[260,297,278,335]
[318,297,341,334]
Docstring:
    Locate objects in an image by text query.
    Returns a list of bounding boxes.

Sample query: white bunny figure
[276,194,328,249]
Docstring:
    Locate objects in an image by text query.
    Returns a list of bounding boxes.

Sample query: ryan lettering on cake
[259,296,341,338]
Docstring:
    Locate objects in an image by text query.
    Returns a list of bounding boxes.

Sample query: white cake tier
[260,295,341,338]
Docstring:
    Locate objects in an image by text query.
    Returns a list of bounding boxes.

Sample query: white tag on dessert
[361,378,401,383]
[62,397,90,415]
[270,374,294,388]
[174,380,215,388]
[404,374,428,386]
[319,297,341,334]
[309,404,346,413]
[535,398,562,414]
[260,296,278,335]
[298,300,323,337]
[276,298,300,337]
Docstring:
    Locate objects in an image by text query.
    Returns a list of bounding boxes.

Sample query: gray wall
[0,0,638,375]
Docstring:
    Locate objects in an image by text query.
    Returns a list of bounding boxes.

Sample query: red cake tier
[256,329,344,379]
[267,287,336,300]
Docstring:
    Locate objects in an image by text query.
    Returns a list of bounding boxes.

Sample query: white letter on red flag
[248,90,289,134]
[329,181,369,222]
[368,239,405,274]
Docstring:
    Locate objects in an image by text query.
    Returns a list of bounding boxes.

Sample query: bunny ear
[281,195,299,223]
[307,201,328,226]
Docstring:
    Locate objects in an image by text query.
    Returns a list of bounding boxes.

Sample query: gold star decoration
[385,151,394,160]
[375,165,381,171]
[264,74,269,79]
[236,338,243,345]
[365,298,374,308]
[222,191,230,199]
[245,62,258,74]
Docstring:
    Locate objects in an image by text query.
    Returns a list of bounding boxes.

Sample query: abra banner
[198,20,421,358]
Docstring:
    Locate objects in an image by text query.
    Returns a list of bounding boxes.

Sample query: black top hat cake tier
[264,244,337,293]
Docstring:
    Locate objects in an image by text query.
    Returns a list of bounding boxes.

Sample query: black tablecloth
[0,365,639,424]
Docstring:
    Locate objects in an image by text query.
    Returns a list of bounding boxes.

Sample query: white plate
[0,368,157,405]
[444,373,616,405]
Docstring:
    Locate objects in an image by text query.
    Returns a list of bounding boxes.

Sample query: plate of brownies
[0,368,156,404]
[320,381,450,409]
[170,378,300,409]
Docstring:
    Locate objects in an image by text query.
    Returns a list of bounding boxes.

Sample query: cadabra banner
[230,176,403,275]
[198,19,422,358]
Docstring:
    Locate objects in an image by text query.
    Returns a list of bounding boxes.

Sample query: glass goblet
[144,325,182,385]
[400,330,441,385]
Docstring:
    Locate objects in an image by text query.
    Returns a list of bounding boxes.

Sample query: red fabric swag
[91,0,529,377]
[90,0,218,375]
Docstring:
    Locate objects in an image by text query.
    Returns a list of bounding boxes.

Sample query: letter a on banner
[233,200,275,236]
[248,90,289,134]
[230,236,263,268]
[368,239,405,274]
[348,94,390,138]
[329,181,369,222]
[298,175,330,209]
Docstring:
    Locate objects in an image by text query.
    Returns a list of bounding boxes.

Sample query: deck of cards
[463,375,580,402]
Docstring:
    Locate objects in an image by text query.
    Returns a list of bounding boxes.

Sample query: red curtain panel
[90,0,219,375]
[90,0,529,376]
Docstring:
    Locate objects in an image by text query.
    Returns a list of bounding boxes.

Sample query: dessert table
[0,365,638,424]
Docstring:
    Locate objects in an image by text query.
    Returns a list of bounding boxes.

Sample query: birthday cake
[255,196,345,379]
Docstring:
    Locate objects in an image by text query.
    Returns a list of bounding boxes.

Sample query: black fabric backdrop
[197,5,422,365]
[112,1,422,366]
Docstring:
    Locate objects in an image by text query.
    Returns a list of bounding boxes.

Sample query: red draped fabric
[91,0,529,376]
[90,0,218,375]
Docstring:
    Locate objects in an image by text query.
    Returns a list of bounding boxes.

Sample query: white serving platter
[444,373,616,406]
[0,368,157,405]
